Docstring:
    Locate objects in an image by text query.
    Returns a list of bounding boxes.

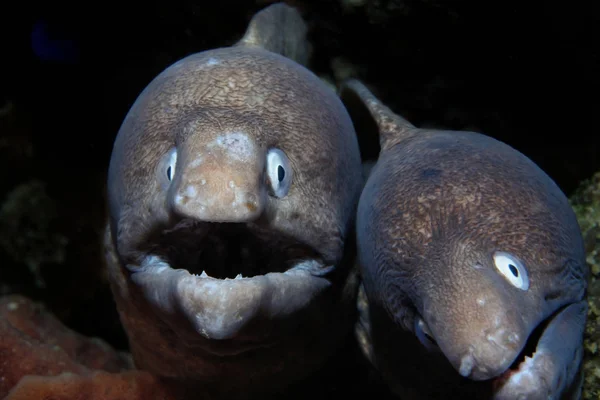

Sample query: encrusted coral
[0,295,175,400]
[5,371,174,400]
[570,171,600,399]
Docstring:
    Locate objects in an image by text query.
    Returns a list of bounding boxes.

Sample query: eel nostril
[459,353,475,377]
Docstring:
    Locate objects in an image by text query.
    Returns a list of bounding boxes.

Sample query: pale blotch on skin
[184,185,197,199]
[229,180,248,208]
[211,132,255,162]
[188,157,204,169]
[171,56,221,74]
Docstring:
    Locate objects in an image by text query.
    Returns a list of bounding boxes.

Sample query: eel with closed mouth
[342,79,589,400]
[103,4,363,398]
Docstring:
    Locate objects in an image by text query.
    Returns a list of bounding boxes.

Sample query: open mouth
[146,219,323,279]
[490,312,548,388]
[490,301,586,395]
[125,219,334,354]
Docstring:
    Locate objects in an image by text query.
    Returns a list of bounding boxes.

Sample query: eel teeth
[195,271,243,279]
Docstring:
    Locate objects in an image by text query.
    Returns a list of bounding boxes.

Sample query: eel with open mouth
[342,79,589,399]
[103,4,362,398]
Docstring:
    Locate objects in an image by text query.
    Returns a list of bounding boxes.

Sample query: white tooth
[200,271,208,278]
[235,273,242,279]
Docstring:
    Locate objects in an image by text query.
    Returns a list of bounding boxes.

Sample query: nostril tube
[507,332,519,345]
[459,353,475,377]
[486,328,520,352]
[174,185,199,207]
[243,193,259,212]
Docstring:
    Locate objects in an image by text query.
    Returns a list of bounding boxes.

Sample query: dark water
[0,0,595,397]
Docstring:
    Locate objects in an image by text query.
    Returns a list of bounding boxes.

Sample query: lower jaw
[126,255,334,342]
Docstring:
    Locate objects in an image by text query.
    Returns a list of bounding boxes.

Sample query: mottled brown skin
[343,80,588,399]
[108,45,358,264]
[104,4,362,399]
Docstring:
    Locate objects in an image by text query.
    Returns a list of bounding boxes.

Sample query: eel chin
[490,300,587,399]
[125,219,333,356]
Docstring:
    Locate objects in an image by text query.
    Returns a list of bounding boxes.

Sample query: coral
[5,371,175,400]
[0,295,174,399]
[570,171,600,399]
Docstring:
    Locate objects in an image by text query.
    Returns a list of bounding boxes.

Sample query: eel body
[104,4,363,397]
[343,79,588,400]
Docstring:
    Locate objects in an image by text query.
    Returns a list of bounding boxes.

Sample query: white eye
[266,148,292,198]
[493,251,529,290]
[158,147,177,187]
[414,317,439,352]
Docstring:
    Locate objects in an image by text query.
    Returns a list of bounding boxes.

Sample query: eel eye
[493,251,529,290]
[158,147,177,187]
[415,317,439,352]
[266,148,292,198]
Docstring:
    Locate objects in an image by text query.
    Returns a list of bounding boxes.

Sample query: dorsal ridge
[341,79,417,151]
[235,3,311,67]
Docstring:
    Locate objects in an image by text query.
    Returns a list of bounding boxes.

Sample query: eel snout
[423,291,529,381]
[170,131,267,223]
[449,317,526,381]
[427,298,586,398]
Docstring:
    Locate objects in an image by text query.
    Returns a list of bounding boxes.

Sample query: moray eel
[103,4,362,398]
[342,80,588,400]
